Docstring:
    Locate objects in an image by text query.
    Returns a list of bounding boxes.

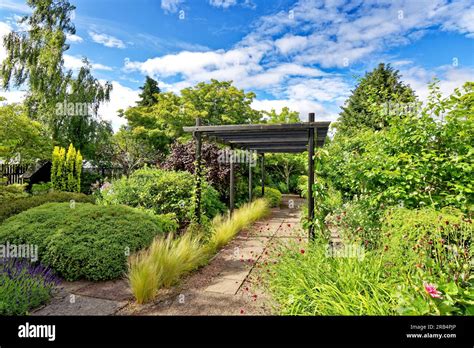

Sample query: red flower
[300,249,305,254]
[424,283,442,299]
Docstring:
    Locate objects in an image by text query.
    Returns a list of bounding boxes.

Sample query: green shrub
[296,175,308,198]
[97,168,225,224]
[0,203,177,281]
[268,241,396,315]
[0,191,94,223]
[253,187,282,207]
[31,182,53,195]
[0,183,29,203]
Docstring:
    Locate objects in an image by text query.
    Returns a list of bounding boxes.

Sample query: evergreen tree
[337,63,417,134]
[137,76,160,107]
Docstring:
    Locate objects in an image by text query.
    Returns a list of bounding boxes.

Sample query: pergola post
[308,113,315,240]
[248,154,252,202]
[261,153,265,196]
[194,117,202,223]
[229,145,235,215]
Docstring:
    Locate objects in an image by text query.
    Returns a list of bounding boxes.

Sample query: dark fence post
[308,113,315,240]
[194,118,202,223]
[229,145,235,215]
[261,153,265,196]
[248,154,252,202]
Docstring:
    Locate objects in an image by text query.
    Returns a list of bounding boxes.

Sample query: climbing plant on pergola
[183,113,330,239]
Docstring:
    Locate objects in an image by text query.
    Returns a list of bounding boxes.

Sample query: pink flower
[424,283,442,299]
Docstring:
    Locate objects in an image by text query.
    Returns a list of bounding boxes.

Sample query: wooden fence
[0,164,28,185]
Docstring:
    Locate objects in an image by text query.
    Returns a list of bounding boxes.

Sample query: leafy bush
[0,259,59,315]
[322,82,474,213]
[0,183,29,203]
[0,203,177,281]
[31,182,52,195]
[0,191,94,223]
[253,187,282,207]
[97,168,225,224]
[268,242,396,315]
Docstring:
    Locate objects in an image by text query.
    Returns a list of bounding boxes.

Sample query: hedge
[0,203,177,281]
[0,191,95,223]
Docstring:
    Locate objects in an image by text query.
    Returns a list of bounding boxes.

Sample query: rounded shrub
[253,187,282,207]
[0,203,177,281]
[0,191,94,223]
[98,168,225,224]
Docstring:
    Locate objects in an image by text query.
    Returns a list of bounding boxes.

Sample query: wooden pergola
[183,113,330,239]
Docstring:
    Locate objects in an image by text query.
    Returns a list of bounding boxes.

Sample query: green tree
[0,0,112,158]
[137,76,160,107]
[264,107,304,193]
[123,79,262,155]
[0,99,51,164]
[263,107,300,124]
[51,143,82,192]
[337,63,417,134]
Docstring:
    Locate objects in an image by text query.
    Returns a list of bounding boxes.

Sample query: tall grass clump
[208,198,270,250]
[267,242,396,315]
[129,198,270,304]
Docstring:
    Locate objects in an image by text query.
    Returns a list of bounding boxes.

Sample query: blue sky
[0,0,473,130]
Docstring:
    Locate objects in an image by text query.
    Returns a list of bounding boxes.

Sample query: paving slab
[33,294,127,316]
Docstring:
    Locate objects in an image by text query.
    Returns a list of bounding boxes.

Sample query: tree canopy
[0,0,112,160]
[137,76,161,107]
[337,63,417,134]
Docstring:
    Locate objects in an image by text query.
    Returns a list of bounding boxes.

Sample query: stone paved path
[33,195,306,316]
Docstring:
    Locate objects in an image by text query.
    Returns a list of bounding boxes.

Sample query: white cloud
[252,98,334,121]
[98,81,140,131]
[209,0,237,9]
[64,55,112,71]
[66,33,83,43]
[89,31,125,49]
[161,0,184,13]
[0,89,26,104]
[275,35,308,55]
[0,0,30,13]
[401,65,474,102]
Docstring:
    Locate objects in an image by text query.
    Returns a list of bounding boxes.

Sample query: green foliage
[97,168,225,225]
[0,183,29,204]
[268,242,396,315]
[0,203,177,281]
[322,81,474,212]
[1,0,112,158]
[137,76,160,107]
[0,191,94,223]
[51,144,82,192]
[129,198,269,303]
[31,182,53,195]
[0,100,51,164]
[208,198,270,250]
[253,187,282,207]
[337,63,417,134]
[263,107,300,124]
[124,79,262,154]
[381,207,473,315]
